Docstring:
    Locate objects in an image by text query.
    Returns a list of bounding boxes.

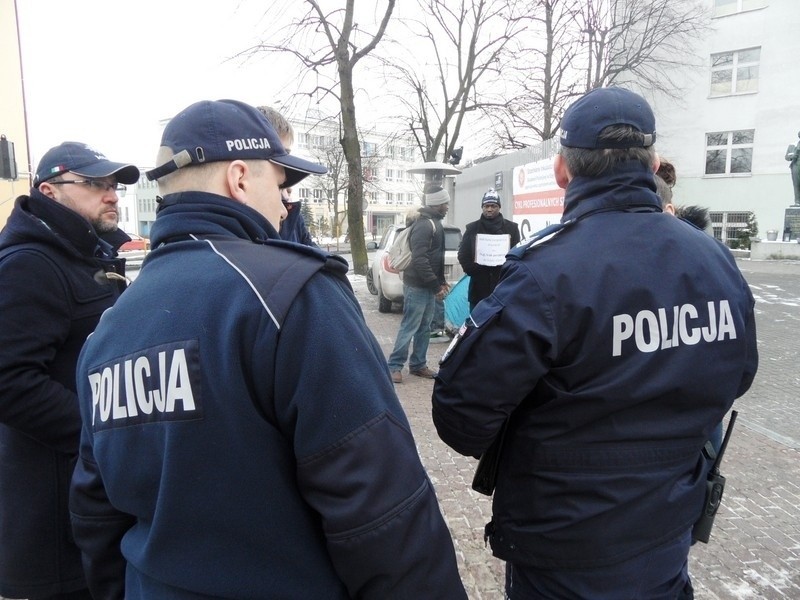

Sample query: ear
[553,154,570,189]
[225,161,249,204]
[664,203,675,216]
[37,182,57,200]
[652,154,661,173]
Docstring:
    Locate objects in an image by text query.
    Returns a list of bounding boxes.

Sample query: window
[298,188,310,199]
[362,141,377,156]
[385,168,396,182]
[313,189,324,203]
[709,211,753,245]
[705,130,754,175]
[710,48,760,96]
[297,133,309,149]
[713,0,767,17]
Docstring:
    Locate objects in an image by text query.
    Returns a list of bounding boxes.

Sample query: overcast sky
[17,1,300,169]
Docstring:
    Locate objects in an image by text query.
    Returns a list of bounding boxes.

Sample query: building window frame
[710,47,760,97]
[712,0,767,18]
[704,129,755,177]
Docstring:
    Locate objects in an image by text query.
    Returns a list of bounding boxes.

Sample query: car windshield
[378,228,396,250]
[444,229,461,251]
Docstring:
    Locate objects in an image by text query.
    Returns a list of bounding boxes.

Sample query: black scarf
[477,213,506,234]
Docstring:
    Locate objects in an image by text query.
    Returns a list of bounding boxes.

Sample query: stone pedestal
[783,206,800,241]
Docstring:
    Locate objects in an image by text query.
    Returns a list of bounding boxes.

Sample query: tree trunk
[339,62,368,274]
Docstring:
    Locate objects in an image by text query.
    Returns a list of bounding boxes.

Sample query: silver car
[367,224,464,313]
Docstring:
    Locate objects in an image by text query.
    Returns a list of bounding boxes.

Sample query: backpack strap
[195,236,350,329]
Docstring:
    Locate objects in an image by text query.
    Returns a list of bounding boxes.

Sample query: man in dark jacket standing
[0,142,138,600]
[69,100,466,600]
[432,87,758,599]
[458,188,520,310]
[387,186,450,383]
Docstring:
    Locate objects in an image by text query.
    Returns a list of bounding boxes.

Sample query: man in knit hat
[457,188,520,311]
[386,185,451,383]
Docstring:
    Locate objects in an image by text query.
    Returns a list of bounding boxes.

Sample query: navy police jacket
[279,200,316,246]
[432,161,758,570]
[70,192,466,599]
[0,190,128,598]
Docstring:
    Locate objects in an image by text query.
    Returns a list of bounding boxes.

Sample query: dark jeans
[387,284,435,372]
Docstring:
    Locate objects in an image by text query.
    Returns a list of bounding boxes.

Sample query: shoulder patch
[508,219,575,260]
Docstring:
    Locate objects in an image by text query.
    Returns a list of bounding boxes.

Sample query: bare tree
[484,0,585,149]
[303,115,387,246]
[386,0,527,165]
[242,0,395,275]
[491,0,708,149]
[579,0,709,92]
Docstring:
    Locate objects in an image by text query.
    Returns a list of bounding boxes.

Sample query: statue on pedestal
[786,131,800,206]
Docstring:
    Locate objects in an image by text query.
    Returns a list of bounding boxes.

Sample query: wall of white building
[648,0,800,240]
[454,0,800,245]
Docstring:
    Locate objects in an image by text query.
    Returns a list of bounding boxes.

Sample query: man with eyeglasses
[0,141,139,600]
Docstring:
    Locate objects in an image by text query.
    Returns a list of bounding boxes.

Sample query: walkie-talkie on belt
[692,410,738,544]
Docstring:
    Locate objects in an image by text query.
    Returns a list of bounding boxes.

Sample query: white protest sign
[475,234,511,266]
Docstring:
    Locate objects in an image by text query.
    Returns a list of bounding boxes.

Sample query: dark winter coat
[69,192,466,600]
[433,161,758,577]
[279,201,316,247]
[400,206,446,291]
[0,190,128,598]
[458,214,520,307]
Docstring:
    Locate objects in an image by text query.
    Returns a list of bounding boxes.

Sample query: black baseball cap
[34,142,139,187]
[559,87,656,149]
[145,99,327,188]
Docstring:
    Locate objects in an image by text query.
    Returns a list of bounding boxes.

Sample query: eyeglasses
[49,179,126,193]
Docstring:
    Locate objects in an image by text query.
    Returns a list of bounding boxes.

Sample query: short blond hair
[257,106,294,149]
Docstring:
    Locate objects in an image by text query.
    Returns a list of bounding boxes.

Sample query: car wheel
[366,267,378,295]
[378,286,393,313]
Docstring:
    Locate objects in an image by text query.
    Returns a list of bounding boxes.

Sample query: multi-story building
[290,113,425,240]
[456,0,800,248]
[649,0,800,243]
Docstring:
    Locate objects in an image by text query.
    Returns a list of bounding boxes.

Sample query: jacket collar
[419,206,444,220]
[150,192,280,247]
[1,189,117,258]
[562,160,662,223]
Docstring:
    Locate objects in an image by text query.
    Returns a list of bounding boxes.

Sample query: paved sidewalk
[2,259,796,600]
[356,258,800,599]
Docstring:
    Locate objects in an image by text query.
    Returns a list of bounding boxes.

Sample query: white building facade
[290,114,425,240]
[455,0,800,247]
[649,0,800,242]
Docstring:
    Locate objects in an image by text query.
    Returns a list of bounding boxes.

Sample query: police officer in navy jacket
[432,87,758,599]
[69,100,466,599]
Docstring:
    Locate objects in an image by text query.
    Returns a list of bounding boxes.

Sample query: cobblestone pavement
[3,258,796,600]
[354,257,800,600]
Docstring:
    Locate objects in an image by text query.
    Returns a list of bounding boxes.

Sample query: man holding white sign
[457,189,520,310]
